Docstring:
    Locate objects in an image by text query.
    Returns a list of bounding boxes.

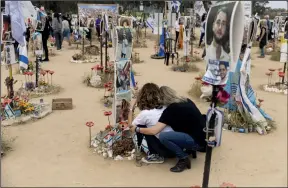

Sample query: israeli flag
[19,42,29,69]
[171,0,181,13]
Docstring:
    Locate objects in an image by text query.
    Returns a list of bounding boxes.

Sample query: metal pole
[157,12,160,54]
[100,19,103,73]
[282,62,287,84]
[105,31,108,70]
[202,85,219,188]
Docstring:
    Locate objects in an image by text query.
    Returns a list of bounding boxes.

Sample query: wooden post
[35,55,40,88]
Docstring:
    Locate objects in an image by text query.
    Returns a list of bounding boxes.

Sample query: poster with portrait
[116,26,133,61]
[78,4,118,28]
[1,14,15,43]
[115,59,132,124]
[203,2,244,85]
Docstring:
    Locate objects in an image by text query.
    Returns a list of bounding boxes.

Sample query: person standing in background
[199,13,207,47]
[40,13,52,61]
[62,16,71,46]
[52,12,63,50]
[257,20,267,58]
[95,15,102,40]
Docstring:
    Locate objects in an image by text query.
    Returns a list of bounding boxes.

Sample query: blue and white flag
[146,17,154,33]
[171,0,181,13]
[19,42,29,69]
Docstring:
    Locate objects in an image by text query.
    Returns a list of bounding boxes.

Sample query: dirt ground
[1,28,287,187]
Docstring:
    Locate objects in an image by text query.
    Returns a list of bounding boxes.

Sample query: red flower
[258,99,264,103]
[104,83,110,88]
[86,121,94,127]
[49,71,54,75]
[45,70,50,73]
[23,72,27,75]
[104,111,112,116]
[194,77,201,81]
[41,71,46,76]
[202,81,210,86]
[108,81,113,85]
[13,96,20,101]
[109,63,114,67]
[278,72,285,77]
[105,125,112,130]
[109,131,116,136]
[265,72,272,76]
[105,69,109,73]
[3,98,12,105]
[96,65,104,70]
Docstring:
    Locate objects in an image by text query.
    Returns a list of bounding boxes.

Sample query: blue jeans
[260,47,265,56]
[159,131,198,159]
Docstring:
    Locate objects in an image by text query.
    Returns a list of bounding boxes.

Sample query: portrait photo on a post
[116,26,132,61]
[203,2,235,85]
[205,2,235,62]
[1,14,15,43]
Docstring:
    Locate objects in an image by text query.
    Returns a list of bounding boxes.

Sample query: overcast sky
[268,1,287,9]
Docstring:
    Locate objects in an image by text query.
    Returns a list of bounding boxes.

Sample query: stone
[107,150,113,158]
[114,155,123,161]
[103,152,108,158]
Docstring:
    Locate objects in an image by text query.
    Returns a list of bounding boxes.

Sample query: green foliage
[252,1,269,17]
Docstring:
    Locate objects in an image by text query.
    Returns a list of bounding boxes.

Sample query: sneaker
[141,154,164,164]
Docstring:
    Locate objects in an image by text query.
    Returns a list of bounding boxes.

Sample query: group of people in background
[25,12,73,62]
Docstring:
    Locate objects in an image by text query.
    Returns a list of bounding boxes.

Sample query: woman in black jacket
[129,85,206,173]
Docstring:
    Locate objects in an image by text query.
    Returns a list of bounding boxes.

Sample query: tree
[252,1,269,17]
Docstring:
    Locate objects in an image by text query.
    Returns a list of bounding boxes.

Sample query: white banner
[242,1,252,18]
[194,1,206,17]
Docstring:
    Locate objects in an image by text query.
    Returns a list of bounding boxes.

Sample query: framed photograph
[35,20,44,31]
[78,4,118,28]
[116,27,132,61]
[1,14,15,43]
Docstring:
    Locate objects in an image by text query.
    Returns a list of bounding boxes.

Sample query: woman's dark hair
[136,83,163,110]
[206,4,233,54]
[201,13,207,22]
[121,18,129,26]
[54,12,60,23]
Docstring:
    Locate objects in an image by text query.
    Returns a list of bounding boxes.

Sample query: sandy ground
[1,29,287,187]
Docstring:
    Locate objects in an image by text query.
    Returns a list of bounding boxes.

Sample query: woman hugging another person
[128,83,207,173]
